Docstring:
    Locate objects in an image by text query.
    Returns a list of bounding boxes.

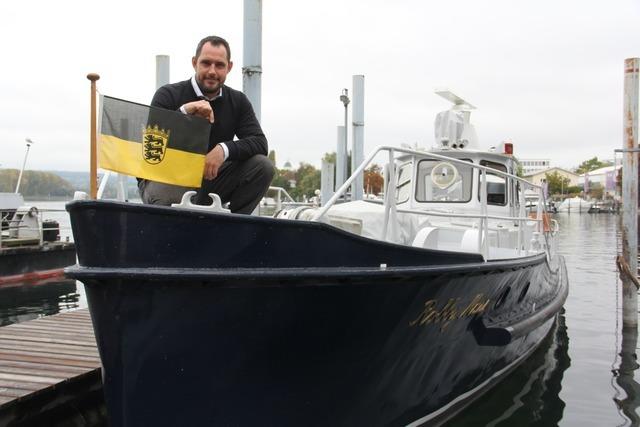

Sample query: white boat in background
[0,145,76,284]
[557,197,590,213]
[0,193,25,222]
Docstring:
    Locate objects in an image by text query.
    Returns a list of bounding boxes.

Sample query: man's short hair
[195,36,231,61]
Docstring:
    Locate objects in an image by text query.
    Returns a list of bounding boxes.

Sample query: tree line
[0,155,612,201]
[268,151,384,201]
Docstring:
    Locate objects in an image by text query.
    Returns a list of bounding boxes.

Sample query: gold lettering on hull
[409,294,491,331]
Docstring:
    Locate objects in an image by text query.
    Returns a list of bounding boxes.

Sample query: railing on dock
[0,207,73,248]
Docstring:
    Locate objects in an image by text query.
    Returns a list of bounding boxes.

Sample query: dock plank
[0,331,96,346]
[0,338,100,356]
[0,379,45,392]
[5,325,96,339]
[0,372,65,385]
[0,360,91,374]
[0,350,100,367]
[0,387,33,398]
[0,308,102,417]
[0,365,88,379]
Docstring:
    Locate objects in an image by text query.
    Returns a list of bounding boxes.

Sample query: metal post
[336,126,346,190]
[622,57,639,328]
[15,138,33,194]
[518,182,526,256]
[352,75,365,201]
[87,73,100,199]
[479,169,488,258]
[382,149,397,242]
[339,89,350,191]
[243,0,262,122]
[320,160,334,207]
[155,55,170,90]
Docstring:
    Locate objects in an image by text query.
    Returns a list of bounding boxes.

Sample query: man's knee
[249,154,275,185]
[138,180,193,206]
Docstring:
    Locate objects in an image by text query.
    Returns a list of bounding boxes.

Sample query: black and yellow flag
[99,96,210,187]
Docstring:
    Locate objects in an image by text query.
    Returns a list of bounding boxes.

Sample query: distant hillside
[49,171,92,192]
[0,169,75,198]
[0,169,140,200]
[47,170,140,199]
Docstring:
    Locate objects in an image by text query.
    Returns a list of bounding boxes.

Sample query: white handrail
[312,145,545,222]
[518,182,526,256]
[381,149,398,242]
[311,145,551,258]
[0,208,73,246]
[480,169,488,258]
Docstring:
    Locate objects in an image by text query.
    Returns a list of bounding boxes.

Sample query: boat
[0,142,76,284]
[588,200,619,214]
[556,196,590,213]
[524,192,558,214]
[0,198,76,285]
[65,91,568,426]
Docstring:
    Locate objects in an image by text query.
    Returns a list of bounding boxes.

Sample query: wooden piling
[621,58,639,328]
[87,73,100,200]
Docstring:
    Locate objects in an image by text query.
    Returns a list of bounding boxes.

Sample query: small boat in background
[556,196,590,213]
[1,142,75,285]
[66,91,567,426]
[0,199,76,285]
[588,200,619,214]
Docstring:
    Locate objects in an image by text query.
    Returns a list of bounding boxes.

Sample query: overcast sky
[1,0,638,172]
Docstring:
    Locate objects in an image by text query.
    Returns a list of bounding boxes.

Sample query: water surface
[0,205,634,426]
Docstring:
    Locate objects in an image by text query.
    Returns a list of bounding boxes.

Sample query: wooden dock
[0,309,105,425]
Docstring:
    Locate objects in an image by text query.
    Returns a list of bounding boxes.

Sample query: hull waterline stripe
[0,268,65,287]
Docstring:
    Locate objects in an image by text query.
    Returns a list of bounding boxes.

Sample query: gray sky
[1,0,638,172]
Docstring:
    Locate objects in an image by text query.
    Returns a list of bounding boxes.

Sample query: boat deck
[0,309,104,425]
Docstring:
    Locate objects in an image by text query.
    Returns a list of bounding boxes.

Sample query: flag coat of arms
[98,96,210,187]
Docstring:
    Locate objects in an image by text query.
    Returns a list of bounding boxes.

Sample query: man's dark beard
[197,79,219,96]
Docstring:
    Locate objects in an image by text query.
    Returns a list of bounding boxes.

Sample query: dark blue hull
[65,200,568,427]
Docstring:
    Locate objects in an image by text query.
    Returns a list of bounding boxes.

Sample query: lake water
[0,203,633,426]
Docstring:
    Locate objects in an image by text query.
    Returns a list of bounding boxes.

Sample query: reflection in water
[612,325,640,425]
[452,312,570,426]
[0,279,81,326]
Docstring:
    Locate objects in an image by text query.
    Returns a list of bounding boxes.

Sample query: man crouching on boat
[137,35,274,214]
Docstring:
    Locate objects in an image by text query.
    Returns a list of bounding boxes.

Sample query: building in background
[523,167,580,188]
[579,165,621,198]
[519,158,551,175]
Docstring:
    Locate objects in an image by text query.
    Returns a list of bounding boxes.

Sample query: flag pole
[87,73,100,199]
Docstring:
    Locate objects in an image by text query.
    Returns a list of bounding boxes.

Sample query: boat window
[395,162,413,204]
[415,159,473,202]
[478,160,507,206]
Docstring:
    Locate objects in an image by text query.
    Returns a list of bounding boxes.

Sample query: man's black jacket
[151,80,267,161]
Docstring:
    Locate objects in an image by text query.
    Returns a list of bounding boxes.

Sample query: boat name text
[409,294,490,331]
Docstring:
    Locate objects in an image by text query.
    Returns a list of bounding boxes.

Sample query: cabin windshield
[478,160,508,205]
[415,159,473,203]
